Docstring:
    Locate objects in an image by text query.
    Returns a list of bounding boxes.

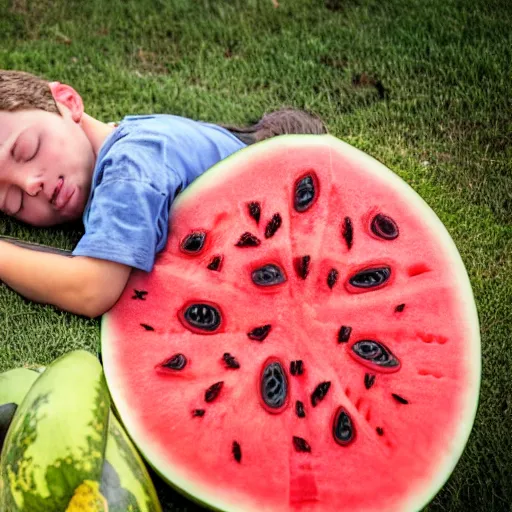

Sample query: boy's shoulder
[117,113,197,131]
[113,114,239,144]
[100,114,244,164]
[94,114,246,184]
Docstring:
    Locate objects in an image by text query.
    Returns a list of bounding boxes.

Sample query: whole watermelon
[0,350,162,512]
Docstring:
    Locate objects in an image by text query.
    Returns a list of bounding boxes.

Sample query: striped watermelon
[102,135,480,511]
[0,351,162,512]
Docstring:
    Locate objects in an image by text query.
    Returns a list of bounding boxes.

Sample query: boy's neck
[80,113,116,157]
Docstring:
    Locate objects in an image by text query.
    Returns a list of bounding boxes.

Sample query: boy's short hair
[0,70,59,114]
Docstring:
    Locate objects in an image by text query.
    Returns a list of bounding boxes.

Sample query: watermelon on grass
[0,350,110,511]
[0,351,162,512]
[101,135,480,512]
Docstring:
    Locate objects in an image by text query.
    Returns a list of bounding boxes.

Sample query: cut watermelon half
[102,135,480,512]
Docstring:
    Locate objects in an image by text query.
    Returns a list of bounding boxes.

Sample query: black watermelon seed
[248,202,261,224]
[392,393,409,405]
[247,324,272,341]
[235,232,261,247]
[349,267,391,289]
[395,303,406,312]
[352,340,400,369]
[342,217,353,250]
[311,381,331,407]
[132,289,148,300]
[371,214,399,240]
[223,353,240,369]
[333,407,355,446]
[294,255,311,279]
[232,441,242,463]
[293,436,311,453]
[364,373,376,390]
[338,326,352,343]
[294,174,316,212]
[290,360,304,376]
[192,409,205,417]
[265,213,282,238]
[327,268,339,289]
[376,427,384,436]
[207,256,223,271]
[180,231,206,254]
[140,323,155,331]
[160,353,187,371]
[184,303,222,332]
[205,382,224,403]
[261,361,288,410]
[252,264,286,287]
[295,400,306,418]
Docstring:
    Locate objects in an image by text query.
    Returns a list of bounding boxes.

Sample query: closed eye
[26,137,40,162]
[12,131,40,163]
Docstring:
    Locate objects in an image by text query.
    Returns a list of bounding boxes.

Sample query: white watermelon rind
[102,134,480,512]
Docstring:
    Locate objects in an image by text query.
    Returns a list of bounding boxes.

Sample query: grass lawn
[0,0,511,510]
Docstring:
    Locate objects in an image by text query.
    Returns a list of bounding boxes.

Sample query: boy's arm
[0,241,131,318]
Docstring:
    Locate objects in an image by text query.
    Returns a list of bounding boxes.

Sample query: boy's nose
[20,175,44,198]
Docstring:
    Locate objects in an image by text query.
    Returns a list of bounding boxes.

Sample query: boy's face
[0,106,95,226]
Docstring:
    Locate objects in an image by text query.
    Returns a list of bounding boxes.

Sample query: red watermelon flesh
[101,135,480,512]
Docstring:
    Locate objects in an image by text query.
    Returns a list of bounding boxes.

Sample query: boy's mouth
[51,177,64,205]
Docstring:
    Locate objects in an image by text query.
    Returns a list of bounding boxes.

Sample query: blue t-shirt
[72,115,246,271]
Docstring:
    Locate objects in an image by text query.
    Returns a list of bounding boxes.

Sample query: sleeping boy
[0,70,326,317]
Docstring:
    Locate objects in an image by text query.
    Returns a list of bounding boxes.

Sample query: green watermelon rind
[0,350,111,512]
[102,412,163,512]
[101,135,481,512]
[0,368,41,407]
[0,357,162,512]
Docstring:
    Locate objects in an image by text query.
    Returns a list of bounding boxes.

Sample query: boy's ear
[48,82,84,123]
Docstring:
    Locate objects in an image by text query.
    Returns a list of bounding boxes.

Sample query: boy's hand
[0,241,131,318]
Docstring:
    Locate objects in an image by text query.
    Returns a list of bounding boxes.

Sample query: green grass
[0,0,511,510]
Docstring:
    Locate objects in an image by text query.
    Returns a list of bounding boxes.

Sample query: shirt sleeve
[72,177,169,272]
